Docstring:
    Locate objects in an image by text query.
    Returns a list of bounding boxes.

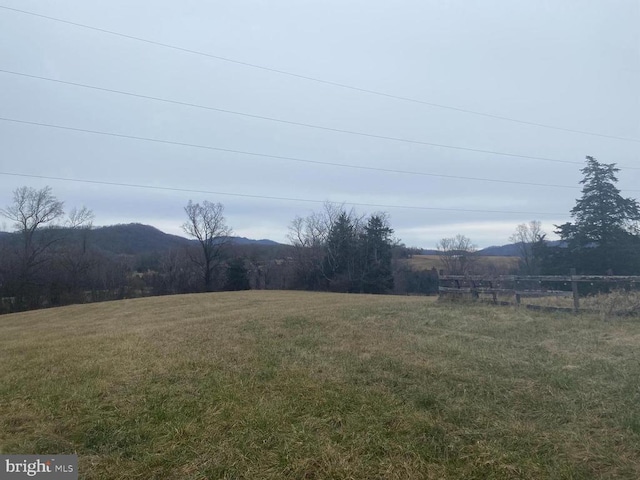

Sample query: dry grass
[405,254,520,274]
[1,291,640,479]
[590,290,640,318]
[508,289,640,319]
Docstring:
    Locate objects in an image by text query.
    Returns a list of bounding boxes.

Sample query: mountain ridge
[0,223,562,257]
[0,223,283,256]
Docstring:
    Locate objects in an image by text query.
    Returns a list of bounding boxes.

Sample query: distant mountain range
[476,244,523,256]
[90,224,282,255]
[1,223,564,258]
[422,240,564,257]
[0,223,282,256]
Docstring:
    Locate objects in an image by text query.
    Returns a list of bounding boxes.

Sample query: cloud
[1,0,637,249]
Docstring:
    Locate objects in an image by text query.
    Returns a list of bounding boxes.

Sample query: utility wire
[3,117,639,195]
[0,171,566,216]
[1,4,638,144]
[0,116,603,190]
[0,113,595,173]
[0,69,605,171]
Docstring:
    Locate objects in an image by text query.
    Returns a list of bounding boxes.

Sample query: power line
[1,4,638,144]
[0,69,605,171]
[0,69,590,169]
[0,116,598,191]
[4,117,639,195]
[0,171,567,216]
[0,113,595,176]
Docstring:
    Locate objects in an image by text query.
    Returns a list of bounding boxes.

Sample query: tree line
[287,204,396,293]
[0,190,435,313]
[3,156,632,313]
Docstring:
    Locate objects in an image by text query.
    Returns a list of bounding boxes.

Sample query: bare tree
[437,234,477,275]
[288,203,338,288]
[57,206,96,301]
[1,186,65,247]
[288,202,346,248]
[510,220,545,274]
[152,248,198,295]
[66,206,94,229]
[1,186,65,305]
[182,200,232,291]
[65,206,95,253]
[287,202,362,290]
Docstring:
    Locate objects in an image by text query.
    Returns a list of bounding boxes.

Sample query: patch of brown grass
[404,254,520,274]
[518,289,640,319]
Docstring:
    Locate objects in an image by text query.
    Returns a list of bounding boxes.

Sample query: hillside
[0,223,282,256]
[2,292,639,479]
[90,223,192,254]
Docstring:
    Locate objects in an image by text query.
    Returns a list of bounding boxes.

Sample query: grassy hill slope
[1,292,639,479]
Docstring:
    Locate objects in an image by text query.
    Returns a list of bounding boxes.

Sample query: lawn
[1,291,639,479]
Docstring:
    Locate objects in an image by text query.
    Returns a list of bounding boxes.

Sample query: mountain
[477,240,566,256]
[230,237,281,246]
[476,244,522,256]
[420,240,566,258]
[90,224,284,254]
[89,224,192,255]
[0,223,283,256]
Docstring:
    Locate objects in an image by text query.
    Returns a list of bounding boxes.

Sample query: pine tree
[555,156,640,273]
[360,215,394,293]
[322,212,358,291]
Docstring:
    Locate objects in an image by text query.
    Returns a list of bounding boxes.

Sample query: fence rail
[440,275,640,282]
[438,271,640,312]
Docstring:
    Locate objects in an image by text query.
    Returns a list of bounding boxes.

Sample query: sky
[0,0,638,249]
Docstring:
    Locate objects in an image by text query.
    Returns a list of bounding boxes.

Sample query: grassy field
[1,291,639,479]
[404,254,520,274]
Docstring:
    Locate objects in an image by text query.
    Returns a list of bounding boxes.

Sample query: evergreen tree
[290,206,398,294]
[322,212,358,291]
[360,215,394,293]
[224,257,251,291]
[554,156,640,274]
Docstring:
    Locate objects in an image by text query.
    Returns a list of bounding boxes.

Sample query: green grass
[1,291,639,479]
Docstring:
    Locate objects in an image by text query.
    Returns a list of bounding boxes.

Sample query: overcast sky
[1,1,638,248]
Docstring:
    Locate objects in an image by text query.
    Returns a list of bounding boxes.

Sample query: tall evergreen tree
[289,206,398,294]
[554,156,640,274]
[360,215,394,293]
[322,212,358,291]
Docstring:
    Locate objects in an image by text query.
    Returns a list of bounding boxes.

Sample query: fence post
[570,268,579,313]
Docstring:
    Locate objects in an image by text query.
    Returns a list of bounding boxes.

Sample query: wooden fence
[438,270,640,313]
